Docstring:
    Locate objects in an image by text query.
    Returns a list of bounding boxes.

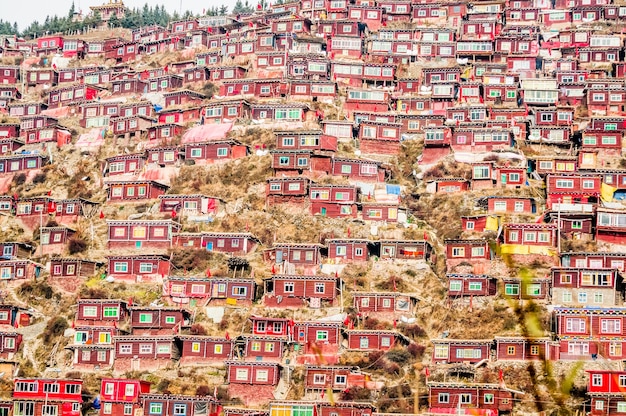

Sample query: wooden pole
[414,367,420,414]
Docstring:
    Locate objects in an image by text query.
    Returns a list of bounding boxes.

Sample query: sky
[8,0,228,30]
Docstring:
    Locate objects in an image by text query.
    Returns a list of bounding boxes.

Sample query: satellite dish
[105,276,115,283]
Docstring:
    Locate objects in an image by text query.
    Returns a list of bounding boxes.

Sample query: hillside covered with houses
[0,0,625,415]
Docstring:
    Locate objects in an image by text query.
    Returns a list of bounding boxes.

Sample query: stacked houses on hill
[0,0,626,413]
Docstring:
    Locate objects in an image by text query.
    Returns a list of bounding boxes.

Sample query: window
[314,283,325,294]
[530,345,539,356]
[149,403,163,414]
[114,262,128,273]
[484,393,494,404]
[173,404,187,416]
[284,282,294,293]
[43,383,59,393]
[469,281,483,291]
[452,247,465,257]
[526,284,541,296]
[460,394,471,404]
[566,318,586,333]
[439,393,449,403]
[41,405,58,416]
[103,307,118,318]
[507,346,515,355]
[506,284,519,296]
[473,166,490,179]
[139,313,153,323]
[140,344,153,354]
[493,201,507,212]
[471,247,485,257]
[449,281,462,291]
[235,368,249,381]
[124,384,135,397]
[601,319,621,334]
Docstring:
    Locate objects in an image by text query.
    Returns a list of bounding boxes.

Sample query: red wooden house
[68,328,117,369]
[432,338,493,364]
[310,184,359,218]
[25,68,59,88]
[427,178,470,194]
[146,123,184,142]
[551,267,623,307]
[0,259,41,281]
[545,173,602,209]
[502,276,550,300]
[427,382,517,414]
[582,129,623,158]
[554,307,626,360]
[129,306,191,335]
[596,208,626,245]
[0,241,33,259]
[358,121,403,155]
[494,336,556,361]
[330,158,387,182]
[106,180,169,202]
[487,196,536,214]
[105,153,146,176]
[8,102,47,117]
[106,254,171,284]
[250,103,309,123]
[113,335,176,372]
[242,335,288,361]
[461,215,489,233]
[111,115,155,138]
[264,274,340,308]
[99,378,151,416]
[353,292,419,316]
[561,252,626,272]
[0,304,30,328]
[177,336,234,366]
[270,150,313,175]
[226,361,281,385]
[344,329,409,351]
[501,223,558,248]
[39,225,76,255]
[250,316,290,337]
[182,140,248,164]
[164,276,256,306]
[106,41,140,63]
[106,220,180,250]
[445,239,492,270]
[0,331,21,359]
[13,378,82,416]
[159,194,222,217]
[344,89,390,117]
[326,239,370,263]
[585,370,626,415]
[47,84,102,108]
[173,232,259,255]
[146,75,184,93]
[0,65,20,84]
[203,99,250,123]
[447,274,498,298]
[274,130,337,153]
[378,240,432,261]
[50,257,100,279]
[292,321,342,362]
[138,394,219,416]
[304,365,373,392]
[146,146,179,166]
[157,107,202,125]
[266,177,311,208]
[75,299,128,327]
[264,243,323,269]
